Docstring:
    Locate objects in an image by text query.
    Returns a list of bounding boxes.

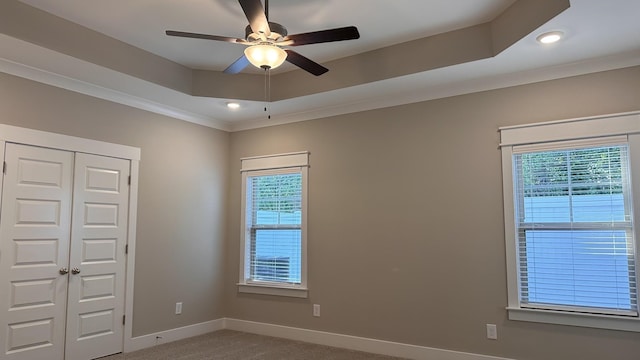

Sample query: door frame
[0,124,140,355]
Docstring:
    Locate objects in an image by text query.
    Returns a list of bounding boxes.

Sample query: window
[248,172,302,284]
[238,152,308,298]
[515,141,635,314]
[500,112,640,331]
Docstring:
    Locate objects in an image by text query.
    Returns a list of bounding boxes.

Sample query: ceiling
[2,0,640,131]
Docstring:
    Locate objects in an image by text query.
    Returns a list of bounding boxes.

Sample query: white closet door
[65,153,130,360]
[0,144,74,360]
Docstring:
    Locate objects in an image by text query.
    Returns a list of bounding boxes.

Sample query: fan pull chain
[268,68,272,119]
[263,67,271,119]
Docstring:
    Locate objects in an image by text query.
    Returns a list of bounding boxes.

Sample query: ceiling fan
[165,0,360,76]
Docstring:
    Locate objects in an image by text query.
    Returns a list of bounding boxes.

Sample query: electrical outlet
[175,302,183,315]
[486,324,497,340]
[313,304,320,317]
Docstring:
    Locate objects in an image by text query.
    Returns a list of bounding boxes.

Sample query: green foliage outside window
[521,146,623,196]
[251,173,302,213]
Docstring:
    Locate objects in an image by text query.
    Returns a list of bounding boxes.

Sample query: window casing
[500,112,640,331]
[238,152,308,298]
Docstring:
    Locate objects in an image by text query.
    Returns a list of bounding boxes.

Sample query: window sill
[507,306,640,332]
[237,283,308,298]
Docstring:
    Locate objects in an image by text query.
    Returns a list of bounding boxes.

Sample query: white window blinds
[247,172,302,284]
[513,140,637,316]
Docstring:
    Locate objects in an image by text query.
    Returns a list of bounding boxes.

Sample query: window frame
[500,111,640,331]
[238,152,309,298]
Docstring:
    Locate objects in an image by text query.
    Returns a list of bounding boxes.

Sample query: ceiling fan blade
[283,26,360,46]
[239,0,271,37]
[166,30,245,44]
[284,50,328,76]
[223,55,251,74]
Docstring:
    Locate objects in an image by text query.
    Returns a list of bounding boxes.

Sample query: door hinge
[125,244,128,254]
[2,161,6,174]
[128,175,131,185]
[123,315,126,325]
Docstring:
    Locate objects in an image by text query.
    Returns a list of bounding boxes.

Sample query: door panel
[0,144,74,360]
[65,153,129,360]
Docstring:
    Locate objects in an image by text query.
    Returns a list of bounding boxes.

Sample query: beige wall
[2,64,640,359]
[227,65,640,360]
[0,72,229,336]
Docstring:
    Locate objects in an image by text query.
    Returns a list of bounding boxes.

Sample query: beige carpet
[100,330,407,360]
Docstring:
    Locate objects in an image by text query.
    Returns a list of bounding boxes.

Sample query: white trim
[125,319,225,353]
[4,29,640,133]
[4,31,640,133]
[123,159,140,353]
[229,50,640,132]
[120,317,515,359]
[512,135,628,154]
[237,283,308,298]
[501,145,520,309]
[499,111,640,147]
[0,35,231,132]
[507,307,640,332]
[0,124,140,160]
[224,318,515,360]
[498,110,640,131]
[241,151,310,172]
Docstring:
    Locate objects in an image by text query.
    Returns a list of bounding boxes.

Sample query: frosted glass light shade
[244,44,287,70]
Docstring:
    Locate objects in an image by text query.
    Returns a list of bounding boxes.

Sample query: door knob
[59,267,69,275]
[71,267,81,275]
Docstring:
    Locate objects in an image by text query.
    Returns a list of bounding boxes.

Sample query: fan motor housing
[245,22,288,42]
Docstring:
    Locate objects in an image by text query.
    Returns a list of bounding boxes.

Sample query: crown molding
[2,33,640,133]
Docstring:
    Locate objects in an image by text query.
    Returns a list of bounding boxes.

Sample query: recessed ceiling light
[227,102,240,110]
[536,31,564,44]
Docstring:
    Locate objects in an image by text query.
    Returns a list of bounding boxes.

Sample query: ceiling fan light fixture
[244,44,287,70]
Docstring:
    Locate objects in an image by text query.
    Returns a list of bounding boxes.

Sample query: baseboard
[125,318,225,353]
[124,317,514,360]
[224,318,515,360]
